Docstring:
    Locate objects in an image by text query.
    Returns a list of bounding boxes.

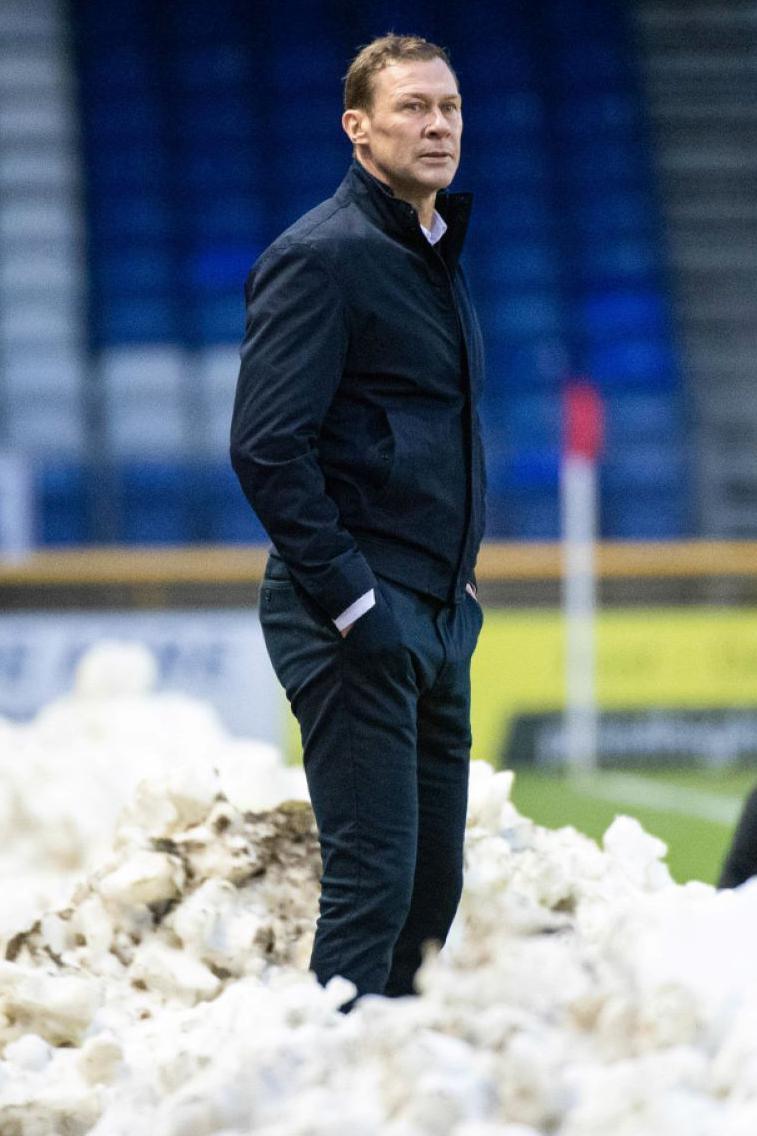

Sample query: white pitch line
[569,771,744,826]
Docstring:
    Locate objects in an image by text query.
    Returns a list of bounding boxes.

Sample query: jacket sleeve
[230,239,377,619]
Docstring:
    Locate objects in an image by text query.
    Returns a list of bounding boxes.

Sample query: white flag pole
[561,384,603,775]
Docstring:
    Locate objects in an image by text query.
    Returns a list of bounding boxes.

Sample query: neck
[355,153,437,230]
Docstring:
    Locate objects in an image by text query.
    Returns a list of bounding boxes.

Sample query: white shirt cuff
[333,588,375,631]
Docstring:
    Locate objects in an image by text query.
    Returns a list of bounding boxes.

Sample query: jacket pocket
[373,409,418,505]
[375,406,463,512]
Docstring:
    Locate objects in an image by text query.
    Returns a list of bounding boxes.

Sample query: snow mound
[0,641,307,934]
[0,643,756,1136]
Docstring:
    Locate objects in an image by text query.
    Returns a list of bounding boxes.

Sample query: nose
[423,106,452,137]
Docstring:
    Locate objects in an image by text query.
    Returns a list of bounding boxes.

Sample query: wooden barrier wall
[1,541,757,586]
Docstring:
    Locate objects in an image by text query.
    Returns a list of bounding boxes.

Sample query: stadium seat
[576,239,660,284]
[580,291,669,339]
[571,191,657,236]
[487,488,561,540]
[95,296,177,345]
[586,339,678,388]
[554,94,640,137]
[604,392,682,447]
[89,197,171,242]
[505,393,562,448]
[194,463,268,544]
[117,462,190,544]
[492,292,565,339]
[98,249,173,293]
[603,445,686,493]
[37,461,90,545]
[171,45,249,89]
[478,242,560,289]
[602,493,689,539]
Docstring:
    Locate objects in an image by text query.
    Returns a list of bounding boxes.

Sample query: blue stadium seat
[492,292,565,339]
[192,294,246,344]
[586,339,678,387]
[487,489,561,540]
[554,94,640,137]
[95,297,178,345]
[160,0,240,35]
[505,393,562,448]
[90,198,171,242]
[576,238,660,283]
[461,42,535,89]
[87,99,161,141]
[194,464,268,543]
[490,335,570,389]
[187,245,261,290]
[118,462,190,544]
[603,445,686,493]
[176,97,256,141]
[604,392,682,447]
[560,141,648,186]
[90,147,167,189]
[485,193,557,236]
[172,45,249,88]
[181,151,258,190]
[602,493,688,538]
[554,47,632,91]
[544,0,629,39]
[98,249,174,293]
[38,462,90,546]
[571,191,657,235]
[580,291,669,339]
[479,242,560,288]
[268,44,344,90]
[475,145,551,187]
[474,92,545,134]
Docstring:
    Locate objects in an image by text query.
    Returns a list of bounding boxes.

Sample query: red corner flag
[564,383,603,461]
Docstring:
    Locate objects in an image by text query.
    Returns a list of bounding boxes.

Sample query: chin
[431,175,456,192]
[413,170,456,191]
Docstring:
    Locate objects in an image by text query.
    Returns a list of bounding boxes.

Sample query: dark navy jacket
[230,159,486,621]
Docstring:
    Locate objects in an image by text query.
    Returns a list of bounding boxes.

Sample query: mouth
[419,152,454,160]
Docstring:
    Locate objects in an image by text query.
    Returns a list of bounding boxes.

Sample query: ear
[342,108,369,146]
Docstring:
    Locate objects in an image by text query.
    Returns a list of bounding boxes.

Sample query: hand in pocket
[342,584,404,658]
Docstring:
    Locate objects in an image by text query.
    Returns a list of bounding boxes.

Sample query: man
[719,785,757,888]
[230,34,486,1008]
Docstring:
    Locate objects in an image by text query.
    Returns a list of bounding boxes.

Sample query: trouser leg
[304,640,420,997]
[719,784,757,888]
[384,591,483,997]
[259,558,420,1000]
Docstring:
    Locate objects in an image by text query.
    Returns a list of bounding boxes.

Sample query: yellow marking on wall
[470,608,757,764]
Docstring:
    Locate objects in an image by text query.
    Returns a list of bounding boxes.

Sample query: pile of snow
[0,642,756,1135]
[0,641,306,934]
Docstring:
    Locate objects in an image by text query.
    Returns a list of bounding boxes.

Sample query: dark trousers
[259,552,483,1003]
[719,784,757,888]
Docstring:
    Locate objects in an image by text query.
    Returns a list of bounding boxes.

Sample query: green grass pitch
[508,767,757,885]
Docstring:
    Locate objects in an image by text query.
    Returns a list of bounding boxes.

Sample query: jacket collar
[339,158,472,270]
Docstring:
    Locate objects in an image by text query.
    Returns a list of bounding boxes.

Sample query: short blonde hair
[343,33,457,111]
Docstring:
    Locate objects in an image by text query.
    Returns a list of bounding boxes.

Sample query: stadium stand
[633,0,757,538]
[0,2,87,465]
[0,0,690,545]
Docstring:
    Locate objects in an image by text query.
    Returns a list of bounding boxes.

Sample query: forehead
[372,57,460,102]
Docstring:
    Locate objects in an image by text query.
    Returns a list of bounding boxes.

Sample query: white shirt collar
[420,209,447,246]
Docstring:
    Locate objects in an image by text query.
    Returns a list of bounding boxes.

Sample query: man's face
[344,58,462,197]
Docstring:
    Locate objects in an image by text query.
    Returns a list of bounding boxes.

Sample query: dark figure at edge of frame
[230,34,486,1011]
[719,785,757,888]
